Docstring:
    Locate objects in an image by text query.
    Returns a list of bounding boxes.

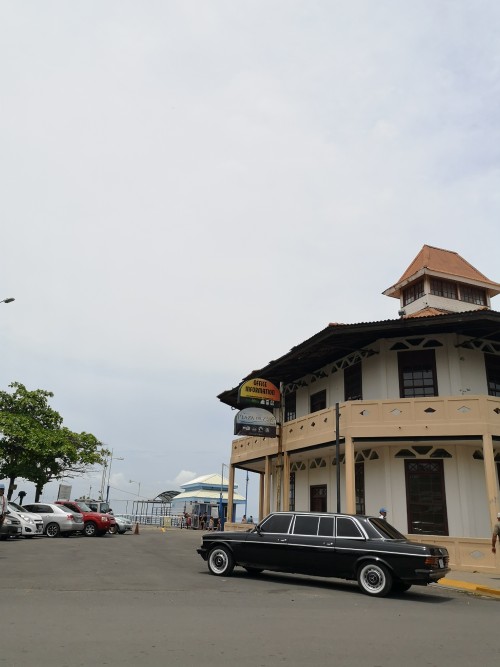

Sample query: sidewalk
[436,569,500,599]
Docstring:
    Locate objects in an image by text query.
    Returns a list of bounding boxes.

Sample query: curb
[438,578,500,599]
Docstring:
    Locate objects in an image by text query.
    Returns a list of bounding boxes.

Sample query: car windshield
[368,518,407,539]
[75,502,91,511]
[9,502,25,512]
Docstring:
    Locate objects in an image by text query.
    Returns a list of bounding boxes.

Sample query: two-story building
[218,245,500,572]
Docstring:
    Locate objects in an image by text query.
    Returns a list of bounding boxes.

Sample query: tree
[0,382,107,501]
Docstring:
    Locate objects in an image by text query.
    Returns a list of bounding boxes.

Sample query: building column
[227,464,235,522]
[482,433,499,525]
[264,456,272,516]
[259,472,264,521]
[345,435,356,514]
[282,452,290,511]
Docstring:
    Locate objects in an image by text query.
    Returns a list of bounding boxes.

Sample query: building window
[310,484,327,512]
[402,280,425,306]
[284,391,296,422]
[398,350,438,398]
[459,284,486,305]
[344,363,362,401]
[310,389,326,413]
[485,354,500,397]
[430,278,457,300]
[405,460,448,536]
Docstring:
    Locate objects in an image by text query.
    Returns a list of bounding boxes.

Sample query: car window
[318,516,335,537]
[74,502,91,511]
[260,514,293,534]
[292,515,319,535]
[336,517,363,538]
[368,518,407,540]
[31,504,52,513]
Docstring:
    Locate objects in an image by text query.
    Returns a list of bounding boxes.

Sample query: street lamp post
[129,479,141,523]
[99,449,125,502]
[129,479,141,497]
[106,451,124,502]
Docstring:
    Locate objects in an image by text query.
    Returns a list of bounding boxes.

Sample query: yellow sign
[238,378,280,408]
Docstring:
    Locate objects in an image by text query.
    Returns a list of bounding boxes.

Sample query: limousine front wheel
[357,562,392,597]
[208,546,235,576]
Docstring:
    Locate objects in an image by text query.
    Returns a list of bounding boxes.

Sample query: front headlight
[21,515,34,524]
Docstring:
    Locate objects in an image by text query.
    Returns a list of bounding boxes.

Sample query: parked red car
[55,500,116,537]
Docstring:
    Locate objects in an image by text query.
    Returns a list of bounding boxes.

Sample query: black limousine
[197,511,450,597]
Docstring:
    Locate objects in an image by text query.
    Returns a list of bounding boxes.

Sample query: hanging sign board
[237,378,281,408]
[57,484,72,500]
[234,407,277,437]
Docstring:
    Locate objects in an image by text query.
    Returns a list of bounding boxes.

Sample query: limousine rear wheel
[357,562,393,597]
[208,546,234,576]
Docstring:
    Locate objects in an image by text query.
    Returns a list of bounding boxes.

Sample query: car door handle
[277,538,288,543]
[322,542,334,546]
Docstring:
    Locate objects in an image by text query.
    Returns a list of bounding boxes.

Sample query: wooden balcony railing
[230,395,500,465]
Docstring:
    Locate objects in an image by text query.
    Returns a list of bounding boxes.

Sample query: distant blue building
[172,473,246,527]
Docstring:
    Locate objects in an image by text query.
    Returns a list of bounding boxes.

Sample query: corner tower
[383,245,500,317]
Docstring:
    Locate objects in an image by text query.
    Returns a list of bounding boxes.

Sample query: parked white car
[8,502,44,538]
[24,502,85,537]
[114,515,133,534]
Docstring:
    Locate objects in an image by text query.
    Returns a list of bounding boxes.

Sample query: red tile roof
[398,245,498,286]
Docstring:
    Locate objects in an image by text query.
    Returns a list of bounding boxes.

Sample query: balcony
[230,395,500,465]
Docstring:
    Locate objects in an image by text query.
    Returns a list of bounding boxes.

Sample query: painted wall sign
[234,407,277,437]
[238,378,281,408]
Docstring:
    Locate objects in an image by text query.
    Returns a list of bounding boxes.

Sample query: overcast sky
[1,1,499,515]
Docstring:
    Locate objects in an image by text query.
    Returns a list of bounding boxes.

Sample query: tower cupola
[383,245,500,317]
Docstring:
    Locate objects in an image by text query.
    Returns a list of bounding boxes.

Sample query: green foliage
[0,382,107,498]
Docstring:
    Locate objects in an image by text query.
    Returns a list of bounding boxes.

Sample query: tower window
[459,285,486,306]
[430,278,457,300]
[403,280,425,306]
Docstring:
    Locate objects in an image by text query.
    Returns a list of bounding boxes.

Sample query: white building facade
[219,246,500,572]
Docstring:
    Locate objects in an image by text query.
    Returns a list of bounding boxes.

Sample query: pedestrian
[491,511,500,554]
[379,508,387,520]
[248,515,254,524]
[0,483,7,532]
[241,515,247,523]
[208,516,214,531]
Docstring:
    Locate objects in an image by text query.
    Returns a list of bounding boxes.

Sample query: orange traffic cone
[134,522,140,535]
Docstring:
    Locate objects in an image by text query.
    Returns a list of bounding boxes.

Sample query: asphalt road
[1,528,498,667]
